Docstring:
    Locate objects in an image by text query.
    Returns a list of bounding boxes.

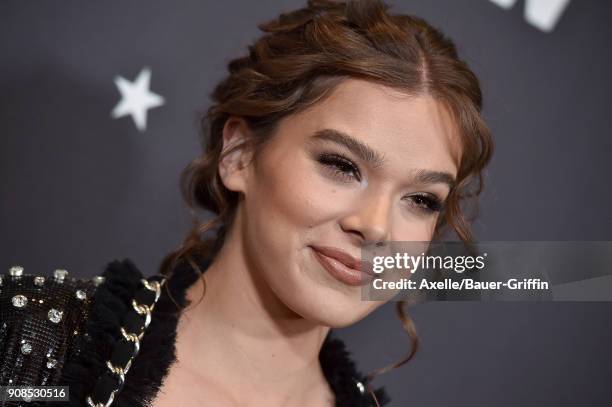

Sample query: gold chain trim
[86,277,166,407]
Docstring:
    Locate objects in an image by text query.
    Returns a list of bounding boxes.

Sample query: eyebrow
[310,128,456,190]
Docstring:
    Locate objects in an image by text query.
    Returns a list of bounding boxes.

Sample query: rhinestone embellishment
[53,268,68,282]
[46,358,58,369]
[9,265,24,277]
[75,289,87,300]
[20,340,32,355]
[34,276,45,286]
[12,295,27,308]
[356,380,365,394]
[47,308,63,324]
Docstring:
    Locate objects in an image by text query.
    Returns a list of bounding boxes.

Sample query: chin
[278,284,380,328]
[310,302,377,328]
[274,249,383,327]
[251,236,383,327]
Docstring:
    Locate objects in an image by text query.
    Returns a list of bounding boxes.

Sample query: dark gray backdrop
[1,1,611,405]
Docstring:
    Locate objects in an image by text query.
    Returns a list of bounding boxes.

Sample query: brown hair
[159,0,493,399]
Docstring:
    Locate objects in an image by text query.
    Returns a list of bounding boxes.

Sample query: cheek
[252,154,343,233]
[243,156,309,258]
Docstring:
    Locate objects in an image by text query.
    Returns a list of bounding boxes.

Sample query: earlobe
[218,117,253,194]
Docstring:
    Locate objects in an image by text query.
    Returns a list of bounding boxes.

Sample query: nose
[338,191,392,244]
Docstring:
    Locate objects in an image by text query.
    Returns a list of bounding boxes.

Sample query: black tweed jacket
[0,256,389,406]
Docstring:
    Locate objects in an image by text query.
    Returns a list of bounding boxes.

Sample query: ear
[218,116,254,194]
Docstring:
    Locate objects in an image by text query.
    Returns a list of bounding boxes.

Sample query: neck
[176,222,332,405]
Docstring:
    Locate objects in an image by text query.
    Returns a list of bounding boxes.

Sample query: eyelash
[316,152,444,215]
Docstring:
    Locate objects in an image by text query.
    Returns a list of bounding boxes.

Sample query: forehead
[277,78,461,177]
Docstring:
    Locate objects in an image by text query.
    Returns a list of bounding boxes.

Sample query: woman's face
[222,78,460,327]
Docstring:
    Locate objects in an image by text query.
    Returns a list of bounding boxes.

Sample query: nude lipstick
[310,245,373,287]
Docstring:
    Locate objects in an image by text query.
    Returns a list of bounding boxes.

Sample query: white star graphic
[111,67,165,132]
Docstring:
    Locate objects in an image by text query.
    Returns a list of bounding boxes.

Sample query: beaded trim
[86,277,166,407]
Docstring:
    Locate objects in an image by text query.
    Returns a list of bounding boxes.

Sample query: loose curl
[159,0,493,398]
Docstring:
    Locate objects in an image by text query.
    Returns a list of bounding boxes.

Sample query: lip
[310,245,374,287]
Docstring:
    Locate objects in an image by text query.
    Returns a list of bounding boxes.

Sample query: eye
[317,153,362,182]
[405,193,443,215]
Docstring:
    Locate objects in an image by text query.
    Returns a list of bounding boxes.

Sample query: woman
[0,0,492,406]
